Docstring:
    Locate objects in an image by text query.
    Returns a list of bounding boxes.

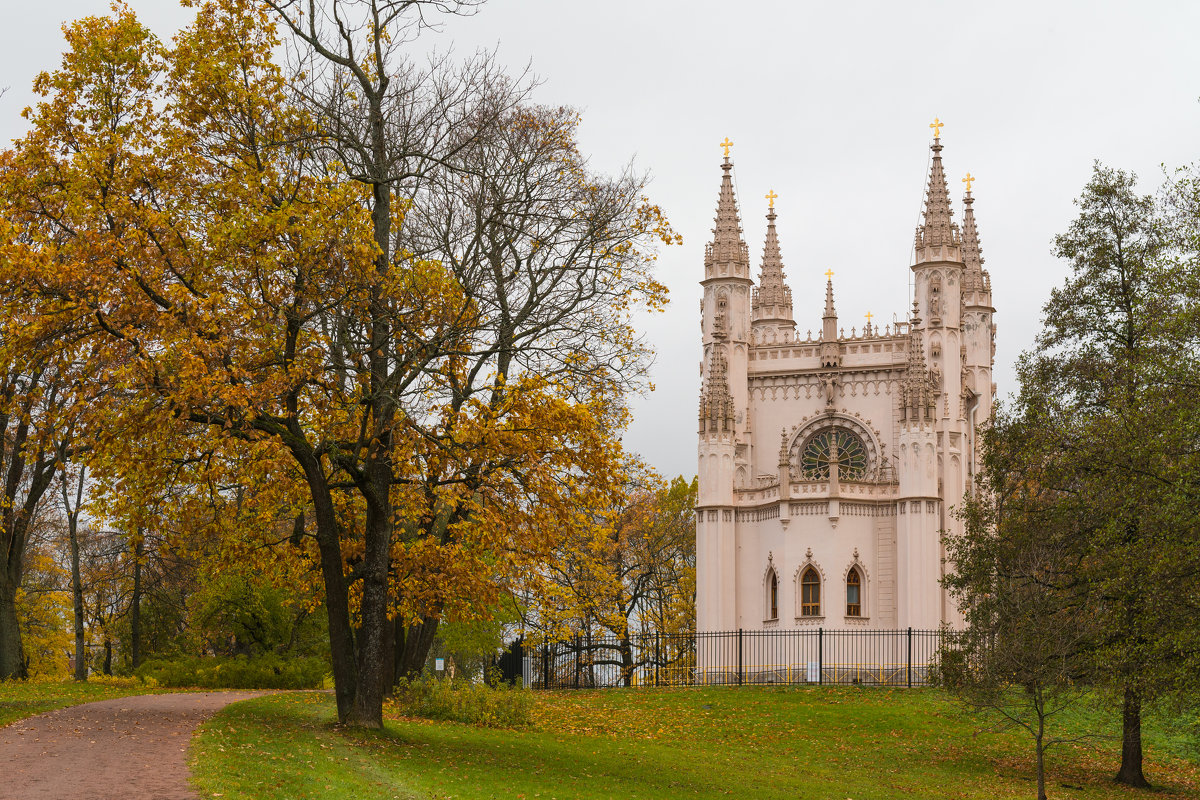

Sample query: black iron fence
[511,628,954,689]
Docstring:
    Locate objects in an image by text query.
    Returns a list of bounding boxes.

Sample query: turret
[697,138,748,634]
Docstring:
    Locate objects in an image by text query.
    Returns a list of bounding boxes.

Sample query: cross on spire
[929,117,944,138]
[865,311,873,325]
[962,172,975,193]
[765,189,778,208]
[824,268,834,280]
[720,137,734,158]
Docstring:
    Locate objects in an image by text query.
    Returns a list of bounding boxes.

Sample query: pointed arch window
[768,571,779,620]
[846,567,862,617]
[800,567,821,616]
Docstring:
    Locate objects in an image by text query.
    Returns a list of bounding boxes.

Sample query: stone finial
[752,202,795,322]
[779,428,791,467]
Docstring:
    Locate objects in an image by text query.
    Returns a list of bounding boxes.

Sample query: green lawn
[189,687,1200,800]
[0,677,157,727]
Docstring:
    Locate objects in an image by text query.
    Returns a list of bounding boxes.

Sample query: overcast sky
[3,1,1198,481]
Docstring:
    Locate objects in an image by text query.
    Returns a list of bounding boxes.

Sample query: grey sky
[4,1,1198,481]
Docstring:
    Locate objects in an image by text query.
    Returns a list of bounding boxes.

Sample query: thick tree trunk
[102,637,112,676]
[69,520,86,681]
[1115,687,1150,787]
[291,448,360,724]
[352,489,392,728]
[0,577,27,680]
[130,530,143,670]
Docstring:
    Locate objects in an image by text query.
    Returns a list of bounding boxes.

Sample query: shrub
[390,676,531,728]
[135,654,328,689]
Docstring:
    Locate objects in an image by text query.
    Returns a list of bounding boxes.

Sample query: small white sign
[435,658,445,671]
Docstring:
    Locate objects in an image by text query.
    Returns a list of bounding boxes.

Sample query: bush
[390,676,531,728]
[135,654,328,689]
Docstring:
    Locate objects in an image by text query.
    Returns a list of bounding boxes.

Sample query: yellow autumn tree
[0,0,675,726]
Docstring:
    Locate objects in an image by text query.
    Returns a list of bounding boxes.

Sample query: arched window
[768,572,779,620]
[800,567,821,616]
[846,567,862,617]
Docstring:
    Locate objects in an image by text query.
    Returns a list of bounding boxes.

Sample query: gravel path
[0,691,264,800]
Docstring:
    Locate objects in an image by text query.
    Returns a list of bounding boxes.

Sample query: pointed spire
[960,178,991,294]
[900,304,936,423]
[752,199,795,325]
[699,346,736,434]
[705,142,750,279]
[820,273,840,368]
[915,123,961,255]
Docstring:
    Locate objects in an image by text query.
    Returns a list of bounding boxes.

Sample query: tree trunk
[102,637,112,676]
[69,519,86,681]
[394,615,440,685]
[1115,686,1150,787]
[0,576,27,680]
[352,493,391,728]
[1035,718,1047,800]
[300,460,358,725]
[130,530,143,670]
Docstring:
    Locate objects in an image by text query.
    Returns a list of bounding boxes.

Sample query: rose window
[801,429,869,480]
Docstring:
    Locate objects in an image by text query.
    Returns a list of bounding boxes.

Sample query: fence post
[818,627,823,686]
[574,634,581,689]
[654,632,660,688]
[907,627,913,689]
[542,643,550,689]
[737,628,743,686]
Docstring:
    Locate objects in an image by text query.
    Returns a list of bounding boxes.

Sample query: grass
[0,676,159,727]
[190,687,1200,800]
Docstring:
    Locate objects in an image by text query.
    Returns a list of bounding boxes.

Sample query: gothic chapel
[696,126,996,634]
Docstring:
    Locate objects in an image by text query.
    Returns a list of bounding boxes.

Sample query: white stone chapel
[695,125,996,634]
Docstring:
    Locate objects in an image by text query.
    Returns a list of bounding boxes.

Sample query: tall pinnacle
[900,303,935,423]
[705,141,750,279]
[819,273,840,368]
[915,124,961,253]
[823,275,837,321]
[752,199,794,325]
[699,346,736,434]
[960,177,990,294]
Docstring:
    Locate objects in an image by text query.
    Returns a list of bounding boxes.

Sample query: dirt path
[0,691,264,800]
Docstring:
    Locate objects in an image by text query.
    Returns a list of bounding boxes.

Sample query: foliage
[190,688,1200,800]
[0,0,674,728]
[135,654,328,689]
[533,474,696,641]
[950,163,1200,789]
[15,540,72,678]
[389,676,531,728]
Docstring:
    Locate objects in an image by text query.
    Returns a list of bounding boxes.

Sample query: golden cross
[865,311,873,325]
[765,189,778,208]
[962,172,975,193]
[929,117,944,138]
[720,137,734,158]
[824,268,834,280]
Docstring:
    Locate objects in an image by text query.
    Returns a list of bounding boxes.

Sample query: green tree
[996,163,1200,787]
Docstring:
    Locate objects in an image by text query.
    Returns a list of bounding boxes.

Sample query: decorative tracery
[800,428,868,480]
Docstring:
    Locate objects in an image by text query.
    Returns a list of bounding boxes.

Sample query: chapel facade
[695,129,995,634]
